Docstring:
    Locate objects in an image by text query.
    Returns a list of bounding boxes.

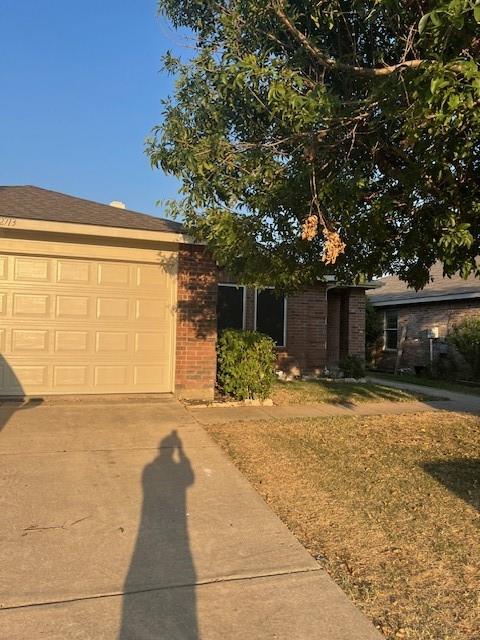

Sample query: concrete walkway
[187,378,480,426]
[368,375,480,415]
[0,396,381,639]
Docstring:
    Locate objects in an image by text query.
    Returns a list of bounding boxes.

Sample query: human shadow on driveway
[119,430,197,639]
[423,459,480,512]
[0,355,43,433]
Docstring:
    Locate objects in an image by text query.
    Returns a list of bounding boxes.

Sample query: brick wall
[278,285,329,375]
[326,289,341,367]
[327,289,366,368]
[373,299,480,373]
[345,289,366,359]
[175,245,217,400]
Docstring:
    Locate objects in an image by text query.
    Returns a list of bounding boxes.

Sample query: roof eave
[0,216,196,245]
[327,280,379,290]
[370,291,480,307]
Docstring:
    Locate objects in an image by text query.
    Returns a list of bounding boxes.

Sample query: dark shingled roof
[367,262,480,305]
[0,185,184,234]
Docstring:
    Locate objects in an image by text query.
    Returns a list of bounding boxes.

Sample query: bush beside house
[448,318,480,379]
[217,330,277,400]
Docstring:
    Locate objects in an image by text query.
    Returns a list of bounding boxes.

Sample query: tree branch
[273,3,423,78]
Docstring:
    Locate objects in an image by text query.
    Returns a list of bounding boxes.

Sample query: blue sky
[0,1,190,218]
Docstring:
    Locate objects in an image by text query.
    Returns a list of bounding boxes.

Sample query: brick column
[175,245,217,400]
[348,289,366,359]
[305,285,328,373]
[339,289,366,360]
[327,289,341,368]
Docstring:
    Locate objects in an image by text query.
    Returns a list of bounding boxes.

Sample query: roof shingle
[367,262,480,305]
[0,185,184,234]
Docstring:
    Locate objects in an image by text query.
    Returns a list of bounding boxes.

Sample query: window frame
[383,309,399,352]
[254,287,288,348]
[217,283,247,331]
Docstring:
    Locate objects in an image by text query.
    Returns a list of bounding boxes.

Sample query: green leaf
[474,4,480,23]
[430,11,442,27]
[418,13,430,33]
[430,77,448,94]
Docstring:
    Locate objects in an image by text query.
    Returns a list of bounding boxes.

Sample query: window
[217,284,245,333]
[255,289,287,347]
[384,310,398,350]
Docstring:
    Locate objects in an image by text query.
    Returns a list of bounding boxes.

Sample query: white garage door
[0,253,176,395]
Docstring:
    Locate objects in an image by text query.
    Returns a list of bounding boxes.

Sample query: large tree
[149,1,480,289]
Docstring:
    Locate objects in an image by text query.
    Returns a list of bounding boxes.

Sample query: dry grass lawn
[271,380,432,405]
[206,412,479,640]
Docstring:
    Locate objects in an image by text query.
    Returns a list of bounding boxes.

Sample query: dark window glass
[386,311,398,330]
[384,310,398,350]
[256,289,286,346]
[217,285,244,333]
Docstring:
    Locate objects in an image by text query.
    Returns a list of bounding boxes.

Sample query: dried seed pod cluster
[301,213,346,265]
[322,228,346,264]
[301,213,319,241]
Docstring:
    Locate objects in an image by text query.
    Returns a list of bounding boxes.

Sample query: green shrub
[217,329,277,400]
[339,354,365,379]
[448,317,480,379]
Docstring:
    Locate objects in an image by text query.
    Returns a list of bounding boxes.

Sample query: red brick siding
[327,289,366,367]
[244,284,328,375]
[327,289,341,367]
[346,289,366,359]
[175,245,217,400]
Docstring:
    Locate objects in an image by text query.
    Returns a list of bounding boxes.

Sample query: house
[0,185,369,400]
[216,274,369,377]
[367,262,480,373]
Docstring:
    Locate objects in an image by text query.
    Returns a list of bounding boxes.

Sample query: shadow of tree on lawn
[423,459,480,512]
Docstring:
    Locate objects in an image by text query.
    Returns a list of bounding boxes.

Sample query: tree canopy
[149,1,480,290]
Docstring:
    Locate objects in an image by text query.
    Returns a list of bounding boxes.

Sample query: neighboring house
[0,185,369,401]
[367,262,480,373]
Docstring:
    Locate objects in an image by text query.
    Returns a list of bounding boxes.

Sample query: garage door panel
[9,365,48,388]
[55,331,89,353]
[97,297,130,319]
[12,330,49,352]
[95,332,129,353]
[0,251,176,395]
[134,365,168,386]
[0,256,7,279]
[136,263,174,287]
[136,298,172,321]
[135,332,169,354]
[94,365,128,386]
[56,295,90,319]
[13,294,49,317]
[54,365,89,388]
[57,259,91,284]
[14,256,50,282]
[97,262,131,286]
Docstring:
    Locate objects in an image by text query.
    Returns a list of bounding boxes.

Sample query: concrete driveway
[0,396,381,639]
